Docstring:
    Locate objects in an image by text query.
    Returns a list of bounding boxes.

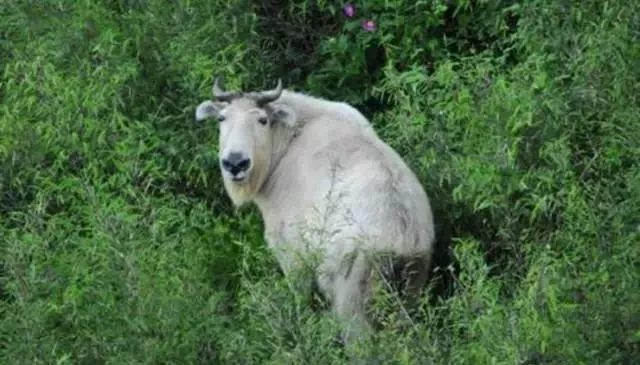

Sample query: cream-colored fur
[195,87,436,351]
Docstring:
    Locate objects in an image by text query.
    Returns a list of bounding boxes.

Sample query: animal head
[195,77,297,206]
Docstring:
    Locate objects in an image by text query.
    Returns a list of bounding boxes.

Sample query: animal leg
[400,255,431,313]
[331,253,373,349]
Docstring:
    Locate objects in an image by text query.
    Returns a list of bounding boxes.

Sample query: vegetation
[1,0,639,364]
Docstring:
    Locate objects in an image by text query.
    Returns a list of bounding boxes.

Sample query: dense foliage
[1,0,638,364]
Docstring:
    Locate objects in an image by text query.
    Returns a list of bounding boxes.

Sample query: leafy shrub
[1,0,638,364]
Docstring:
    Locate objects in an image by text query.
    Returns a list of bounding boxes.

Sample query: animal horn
[255,78,283,106]
[212,76,240,102]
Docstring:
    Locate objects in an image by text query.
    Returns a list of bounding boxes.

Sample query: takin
[195,77,436,350]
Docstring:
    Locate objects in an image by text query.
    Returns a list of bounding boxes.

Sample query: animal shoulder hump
[328,101,370,127]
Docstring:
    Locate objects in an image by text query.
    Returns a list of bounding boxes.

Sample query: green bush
[1,0,638,364]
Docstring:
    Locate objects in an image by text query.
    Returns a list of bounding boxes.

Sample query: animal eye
[257,116,268,125]
[217,114,226,122]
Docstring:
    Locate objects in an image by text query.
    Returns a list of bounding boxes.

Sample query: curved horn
[212,76,239,102]
[254,79,283,106]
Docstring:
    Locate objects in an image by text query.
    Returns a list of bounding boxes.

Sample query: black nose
[221,153,251,175]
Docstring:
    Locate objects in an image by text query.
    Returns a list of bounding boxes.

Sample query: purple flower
[343,3,355,18]
[362,19,376,32]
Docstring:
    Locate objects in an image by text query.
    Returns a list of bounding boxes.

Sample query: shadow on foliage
[251,0,391,119]
[249,0,339,88]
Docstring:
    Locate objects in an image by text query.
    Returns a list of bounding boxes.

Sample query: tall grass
[1,0,638,364]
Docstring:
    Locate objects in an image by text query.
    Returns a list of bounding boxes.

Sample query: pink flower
[343,3,356,18]
[362,19,376,32]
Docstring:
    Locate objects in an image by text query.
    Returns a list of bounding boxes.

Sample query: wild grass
[1,0,638,364]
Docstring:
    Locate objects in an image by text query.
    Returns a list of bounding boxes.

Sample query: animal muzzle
[221,152,252,181]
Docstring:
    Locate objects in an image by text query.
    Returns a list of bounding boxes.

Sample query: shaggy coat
[195,80,436,348]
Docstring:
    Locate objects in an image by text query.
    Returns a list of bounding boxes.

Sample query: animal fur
[195,81,436,350]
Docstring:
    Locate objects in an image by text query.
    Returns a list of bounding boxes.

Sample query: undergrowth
[1,0,639,364]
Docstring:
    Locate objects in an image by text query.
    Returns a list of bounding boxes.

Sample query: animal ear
[270,103,296,127]
[195,100,226,121]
